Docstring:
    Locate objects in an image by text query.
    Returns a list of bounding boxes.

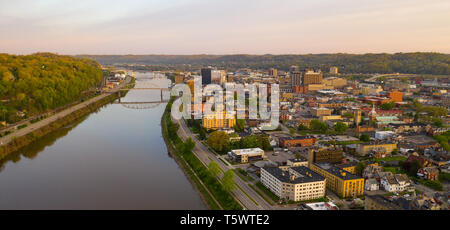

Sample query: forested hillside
[0,53,103,123]
[79,53,450,75]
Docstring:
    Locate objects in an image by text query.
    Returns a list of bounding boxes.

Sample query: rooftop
[314,162,362,180]
[366,195,404,210]
[231,148,264,156]
[262,166,325,184]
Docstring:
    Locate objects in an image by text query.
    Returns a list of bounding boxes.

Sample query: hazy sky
[1,0,449,55]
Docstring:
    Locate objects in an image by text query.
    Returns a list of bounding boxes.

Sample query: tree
[433,118,443,127]
[334,122,348,133]
[183,137,195,154]
[208,161,221,178]
[391,148,399,155]
[343,112,354,119]
[408,160,421,177]
[207,131,229,153]
[297,124,308,131]
[235,119,245,132]
[199,128,206,140]
[167,121,179,141]
[222,170,236,192]
[289,128,295,135]
[380,102,396,110]
[355,162,366,176]
[310,120,328,133]
[0,53,103,123]
[414,112,419,122]
[360,134,370,142]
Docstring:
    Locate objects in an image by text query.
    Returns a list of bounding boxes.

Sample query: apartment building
[308,147,343,164]
[202,111,236,130]
[310,162,364,198]
[261,166,326,202]
[356,142,397,156]
[279,136,316,147]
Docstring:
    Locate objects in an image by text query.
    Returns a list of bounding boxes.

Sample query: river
[0,72,206,210]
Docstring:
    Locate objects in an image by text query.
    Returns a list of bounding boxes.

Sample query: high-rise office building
[303,69,323,85]
[290,71,303,86]
[290,65,300,72]
[330,66,339,75]
[211,70,226,84]
[201,67,212,85]
[269,68,278,77]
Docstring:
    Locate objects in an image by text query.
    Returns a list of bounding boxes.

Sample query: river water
[0,72,205,210]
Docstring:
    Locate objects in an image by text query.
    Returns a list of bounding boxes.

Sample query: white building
[375,131,395,140]
[365,178,379,191]
[381,175,400,192]
[228,148,265,163]
[381,174,411,192]
[261,166,326,202]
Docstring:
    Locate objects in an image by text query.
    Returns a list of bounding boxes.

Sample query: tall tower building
[201,67,212,85]
[330,66,339,75]
[269,68,278,77]
[303,69,323,85]
[291,71,303,86]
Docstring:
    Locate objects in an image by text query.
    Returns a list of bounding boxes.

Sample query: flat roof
[262,166,325,184]
[314,162,362,180]
[231,148,264,156]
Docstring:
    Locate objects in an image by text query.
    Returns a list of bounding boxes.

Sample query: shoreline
[160,101,217,210]
[161,99,229,210]
[0,93,119,161]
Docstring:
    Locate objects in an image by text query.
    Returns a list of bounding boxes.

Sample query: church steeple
[369,104,377,121]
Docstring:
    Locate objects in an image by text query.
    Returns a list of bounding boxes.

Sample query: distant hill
[77,53,450,75]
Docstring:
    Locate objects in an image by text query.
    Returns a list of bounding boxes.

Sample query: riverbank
[160,98,242,210]
[0,93,120,160]
[160,99,220,210]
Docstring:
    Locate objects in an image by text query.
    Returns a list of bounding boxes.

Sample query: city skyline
[1,0,450,55]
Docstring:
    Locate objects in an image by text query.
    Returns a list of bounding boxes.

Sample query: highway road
[175,117,274,210]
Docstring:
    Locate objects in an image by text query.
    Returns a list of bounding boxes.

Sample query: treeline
[0,53,103,123]
[79,52,450,74]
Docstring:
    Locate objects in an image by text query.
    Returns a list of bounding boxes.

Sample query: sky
[0,0,449,55]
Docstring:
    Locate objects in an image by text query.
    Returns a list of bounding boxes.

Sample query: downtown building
[201,67,212,85]
[202,110,236,130]
[261,166,326,202]
[310,162,364,198]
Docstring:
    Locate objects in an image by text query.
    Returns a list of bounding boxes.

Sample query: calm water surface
[0,73,205,210]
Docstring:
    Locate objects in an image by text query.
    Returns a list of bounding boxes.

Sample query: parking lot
[266,149,294,164]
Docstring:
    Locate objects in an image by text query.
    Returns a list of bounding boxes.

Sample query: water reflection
[0,73,205,210]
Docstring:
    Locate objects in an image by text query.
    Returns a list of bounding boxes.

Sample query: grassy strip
[256,182,279,203]
[236,184,259,206]
[234,169,249,182]
[162,98,242,210]
[370,156,406,162]
[234,168,254,182]
[249,184,275,205]
[218,157,229,167]
[284,197,329,205]
[412,177,443,191]
[161,107,220,210]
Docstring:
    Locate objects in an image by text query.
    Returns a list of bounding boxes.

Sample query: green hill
[79,52,450,75]
[0,53,103,123]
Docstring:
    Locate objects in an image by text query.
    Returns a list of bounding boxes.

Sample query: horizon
[1,0,450,55]
[4,52,450,56]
